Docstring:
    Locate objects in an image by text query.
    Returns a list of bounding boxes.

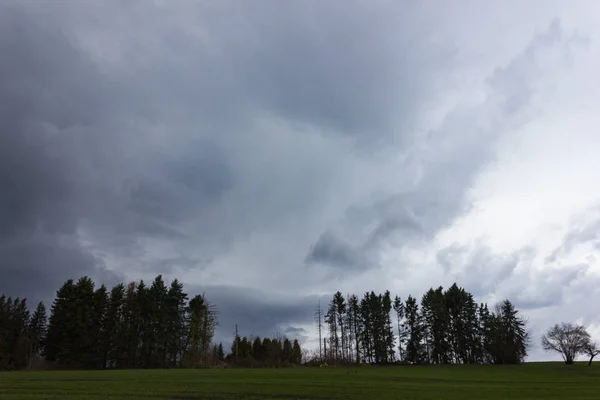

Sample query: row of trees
[229,334,303,367]
[315,283,530,365]
[0,296,47,370]
[1,275,218,370]
[1,275,307,371]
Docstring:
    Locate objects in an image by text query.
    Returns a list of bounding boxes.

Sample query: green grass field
[1,363,599,399]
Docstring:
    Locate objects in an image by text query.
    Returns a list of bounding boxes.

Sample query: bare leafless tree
[541,322,590,365]
[582,341,599,366]
[314,301,323,361]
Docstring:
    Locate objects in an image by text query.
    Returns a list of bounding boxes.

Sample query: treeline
[316,283,529,365]
[1,275,307,371]
[228,334,303,367]
[0,297,47,370]
[1,275,219,370]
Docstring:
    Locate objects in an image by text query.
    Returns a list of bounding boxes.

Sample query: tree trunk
[588,355,595,366]
[565,355,574,365]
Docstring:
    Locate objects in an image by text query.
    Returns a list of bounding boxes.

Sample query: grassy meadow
[1,362,598,399]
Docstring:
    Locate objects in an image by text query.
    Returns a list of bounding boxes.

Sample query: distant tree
[314,301,324,361]
[333,292,346,362]
[359,293,374,363]
[217,343,225,360]
[478,303,494,363]
[122,281,140,368]
[25,302,47,369]
[282,338,293,363]
[184,294,217,367]
[404,294,424,363]
[45,279,77,365]
[261,337,272,362]
[104,283,125,369]
[421,287,449,364]
[494,300,529,364]
[382,291,396,363]
[292,339,302,364]
[325,300,339,362]
[393,295,405,361]
[582,341,599,366]
[347,294,361,364]
[252,336,263,361]
[146,275,168,368]
[91,284,109,368]
[444,283,471,363]
[541,322,590,365]
[0,296,30,369]
[211,344,219,365]
[165,279,188,367]
[269,337,282,365]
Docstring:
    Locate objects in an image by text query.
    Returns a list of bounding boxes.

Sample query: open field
[1,363,599,400]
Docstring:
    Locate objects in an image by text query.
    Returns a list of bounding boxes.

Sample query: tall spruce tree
[359,293,373,363]
[382,291,396,363]
[147,275,168,368]
[0,297,30,369]
[325,300,339,362]
[183,294,217,367]
[332,292,346,362]
[91,284,109,368]
[348,294,361,363]
[26,302,47,369]
[404,294,424,363]
[421,287,449,364]
[496,299,529,363]
[165,279,188,367]
[292,339,302,364]
[45,279,76,365]
[393,295,407,362]
[104,283,125,368]
[122,281,140,368]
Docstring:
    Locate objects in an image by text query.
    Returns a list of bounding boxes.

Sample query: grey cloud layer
[306,19,582,272]
[0,0,597,358]
[0,0,447,298]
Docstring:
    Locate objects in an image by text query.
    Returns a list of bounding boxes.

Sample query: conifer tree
[26,302,47,369]
[347,294,361,363]
[104,283,125,368]
[292,339,302,364]
[404,294,424,363]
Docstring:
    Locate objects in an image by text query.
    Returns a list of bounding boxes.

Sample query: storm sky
[1,0,600,361]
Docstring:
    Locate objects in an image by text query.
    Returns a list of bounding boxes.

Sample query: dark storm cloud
[191,285,320,345]
[0,5,122,300]
[147,256,212,275]
[0,3,233,299]
[211,0,435,143]
[305,199,425,270]
[0,235,122,306]
[305,231,367,269]
[1,0,596,361]
[1,0,448,301]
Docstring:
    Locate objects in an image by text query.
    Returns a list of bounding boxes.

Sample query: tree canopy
[315,283,530,365]
[3,278,536,370]
[541,322,593,365]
